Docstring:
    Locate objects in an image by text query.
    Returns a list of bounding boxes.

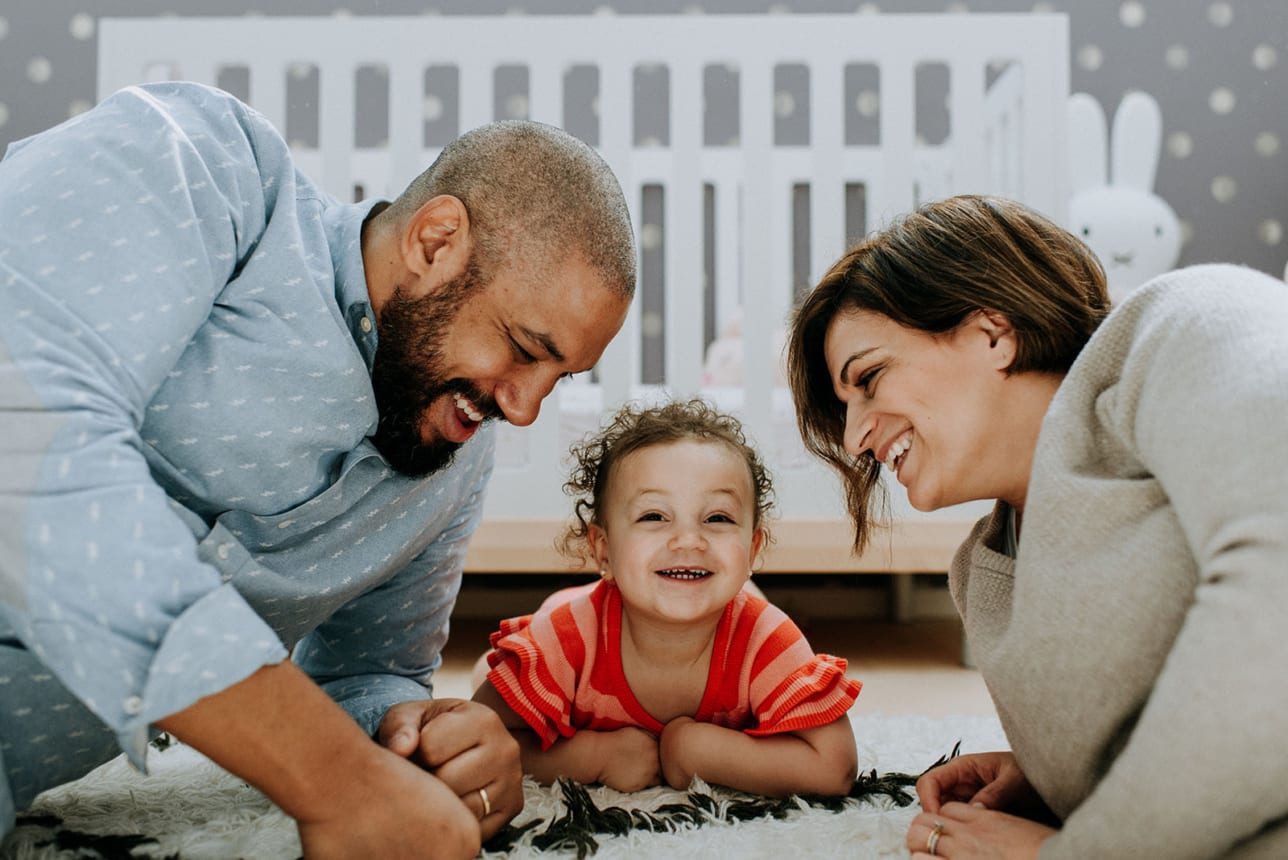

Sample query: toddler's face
[590,438,764,626]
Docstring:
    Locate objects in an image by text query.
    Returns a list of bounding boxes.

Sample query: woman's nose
[842,401,873,457]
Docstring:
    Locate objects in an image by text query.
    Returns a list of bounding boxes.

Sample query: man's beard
[369,262,502,477]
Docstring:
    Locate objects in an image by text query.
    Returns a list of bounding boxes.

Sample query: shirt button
[359,316,372,333]
[216,543,231,560]
[123,695,144,716]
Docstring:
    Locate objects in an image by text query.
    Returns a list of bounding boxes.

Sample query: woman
[787,195,1288,859]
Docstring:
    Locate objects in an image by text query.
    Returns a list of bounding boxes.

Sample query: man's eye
[510,338,536,363]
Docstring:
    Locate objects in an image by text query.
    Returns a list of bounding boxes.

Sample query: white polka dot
[1167,131,1194,159]
[331,8,353,17]
[69,13,94,40]
[1254,131,1280,157]
[1165,45,1190,71]
[1258,219,1283,246]
[1252,44,1278,72]
[1210,175,1237,203]
[947,2,969,13]
[855,89,879,117]
[1207,2,1234,27]
[640,223,662,251]
[768,3,792,13]
[0,17,8,40]
[1120,2,1146,28]
[1180,220,1195,245]
[423,94,443,122]
[68,99,91,117]
[641,311,664,338]
[503,6,525,15]
[774,90,796,118]
[1209,87,1236,115]
[0,103,7,128]
[1078,44,1104,72]
[681,4,704,13]
[504,94,527,119]
[27,57,53,84]
[856,4,881,14]
[592,6,616,16]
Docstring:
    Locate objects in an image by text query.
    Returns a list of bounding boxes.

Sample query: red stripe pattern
[486,580,862,750]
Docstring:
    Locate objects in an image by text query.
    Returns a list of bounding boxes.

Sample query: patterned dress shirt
[0,82,494,767]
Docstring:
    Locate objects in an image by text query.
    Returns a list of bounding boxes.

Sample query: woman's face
[822,309,1017,511]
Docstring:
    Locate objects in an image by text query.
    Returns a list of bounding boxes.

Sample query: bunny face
[1067,91,1182,304]
[1070,186,1181,303]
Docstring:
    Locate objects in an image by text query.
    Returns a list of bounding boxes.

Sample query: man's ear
[403,195,470,290]
[974,310,1017,371]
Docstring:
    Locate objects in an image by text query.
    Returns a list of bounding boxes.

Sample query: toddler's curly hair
[558,398,776,563]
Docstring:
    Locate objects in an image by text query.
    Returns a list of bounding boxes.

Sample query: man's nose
[495,370,558,427]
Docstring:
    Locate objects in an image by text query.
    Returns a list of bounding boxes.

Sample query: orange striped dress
[485,580,862,750]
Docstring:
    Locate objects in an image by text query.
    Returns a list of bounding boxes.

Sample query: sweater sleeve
[1040,265,1288,859]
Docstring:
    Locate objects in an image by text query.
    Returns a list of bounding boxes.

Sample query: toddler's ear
[749,528,766,568]
[588,524,611,577]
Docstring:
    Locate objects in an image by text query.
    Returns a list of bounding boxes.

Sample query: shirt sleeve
[0,83,295,765]
[739,611,862,737]
[484,584,599,750]
[292,438,494,737]
[1040,266,1288,859]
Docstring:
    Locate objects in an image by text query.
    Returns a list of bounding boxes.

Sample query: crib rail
[99,13,1067,570]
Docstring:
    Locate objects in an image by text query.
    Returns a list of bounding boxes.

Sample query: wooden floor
[436,611,997,720]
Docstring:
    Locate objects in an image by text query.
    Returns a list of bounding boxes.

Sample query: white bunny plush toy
[1068,90,1181,303]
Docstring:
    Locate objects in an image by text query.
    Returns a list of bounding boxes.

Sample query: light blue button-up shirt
[0,82,494,765]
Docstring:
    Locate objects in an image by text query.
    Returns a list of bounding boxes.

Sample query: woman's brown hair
[787,195,1110,552]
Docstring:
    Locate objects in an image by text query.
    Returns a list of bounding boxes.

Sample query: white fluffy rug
[1,713,1007,860]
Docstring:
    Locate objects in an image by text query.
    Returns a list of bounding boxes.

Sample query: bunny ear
[1111,90,1163,190]
[1067,92,1108,193]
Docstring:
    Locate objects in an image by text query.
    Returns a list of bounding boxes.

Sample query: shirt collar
[324,198,386,370]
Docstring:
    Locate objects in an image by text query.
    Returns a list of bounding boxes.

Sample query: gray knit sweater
[950,264,1288,859]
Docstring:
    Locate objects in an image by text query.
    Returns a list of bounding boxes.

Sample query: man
[0,82,635,858]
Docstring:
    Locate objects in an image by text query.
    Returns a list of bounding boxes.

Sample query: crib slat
[663,55,705,396]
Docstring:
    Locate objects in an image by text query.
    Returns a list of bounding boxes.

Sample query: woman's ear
[974,310,1017,370]
[588,524,611,578]
[403,194,470,290]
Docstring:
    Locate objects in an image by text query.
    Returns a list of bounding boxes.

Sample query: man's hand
[378,698,524,839]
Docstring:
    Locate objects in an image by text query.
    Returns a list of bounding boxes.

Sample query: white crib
[97,13,1069,576]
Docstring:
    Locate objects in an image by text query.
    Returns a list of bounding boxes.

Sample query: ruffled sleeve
[744,651,861,736]
[485,582,601,750]
[712,594,861,737]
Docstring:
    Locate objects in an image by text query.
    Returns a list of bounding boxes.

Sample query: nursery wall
[2,0,1285,283]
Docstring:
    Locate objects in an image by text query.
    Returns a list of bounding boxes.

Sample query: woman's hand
[907,803,1055,860]
[916,751,1044,817]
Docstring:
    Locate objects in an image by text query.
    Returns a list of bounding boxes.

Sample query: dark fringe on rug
[484,741,963,858]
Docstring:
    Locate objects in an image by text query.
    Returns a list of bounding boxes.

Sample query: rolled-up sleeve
[0,84,296,765]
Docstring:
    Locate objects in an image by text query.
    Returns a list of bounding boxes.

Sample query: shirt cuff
[315,673,434,738]
[119,583,288,768]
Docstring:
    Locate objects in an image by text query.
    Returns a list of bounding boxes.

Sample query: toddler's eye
[638,512,664,522]
[706,513,734,524]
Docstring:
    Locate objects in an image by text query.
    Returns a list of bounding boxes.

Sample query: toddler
[472,398,861,796]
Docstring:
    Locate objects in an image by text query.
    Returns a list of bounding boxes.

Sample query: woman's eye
[856,367,879,394]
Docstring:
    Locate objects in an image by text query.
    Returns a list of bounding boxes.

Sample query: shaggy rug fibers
[1,713,1007,859]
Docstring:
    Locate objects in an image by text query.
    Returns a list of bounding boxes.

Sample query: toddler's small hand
[594,726,662,792]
